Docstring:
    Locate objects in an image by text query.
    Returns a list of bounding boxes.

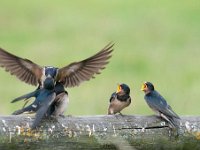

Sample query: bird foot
[49,114,67,121]
[59,114,65,118]
[12,109,24,115]
[118,112,124,116]
[65,114,73,118]
[48,115,59,121]
[114,113,125,120]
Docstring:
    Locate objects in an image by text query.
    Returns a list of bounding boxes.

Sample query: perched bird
[11,77,56,129]
[0,43,114,88]
[141,81,180,128]
[108,84,131,115]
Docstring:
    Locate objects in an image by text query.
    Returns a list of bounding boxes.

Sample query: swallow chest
[109,94,131,114]
[111,98,131,108]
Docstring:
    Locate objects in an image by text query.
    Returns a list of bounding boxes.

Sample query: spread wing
[56,43,114,88]
[0,48,44,86]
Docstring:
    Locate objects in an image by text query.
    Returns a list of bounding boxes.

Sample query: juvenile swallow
[0,43,114,88]
[141,81,180,128]
[11,77,56,129]
[108,84,131,115]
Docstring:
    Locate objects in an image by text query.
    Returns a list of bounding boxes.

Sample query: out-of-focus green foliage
[0,0,200,115]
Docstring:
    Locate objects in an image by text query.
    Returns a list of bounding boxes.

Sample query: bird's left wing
[56,43,114,88]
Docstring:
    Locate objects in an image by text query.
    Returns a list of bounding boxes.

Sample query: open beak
[116,84,122,93]
[141,83,147,91]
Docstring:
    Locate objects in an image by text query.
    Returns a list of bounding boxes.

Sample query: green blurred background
[0,0,199,116]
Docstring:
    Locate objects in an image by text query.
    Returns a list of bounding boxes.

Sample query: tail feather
[160,113,180,128]
[168,117,180,128]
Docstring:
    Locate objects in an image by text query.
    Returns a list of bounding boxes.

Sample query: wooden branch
[0,115,200,149]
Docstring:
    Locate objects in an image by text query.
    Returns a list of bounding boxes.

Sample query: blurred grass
[0,0,200,115]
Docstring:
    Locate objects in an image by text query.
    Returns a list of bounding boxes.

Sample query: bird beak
[141,83,147,91]
[116,84,122,93]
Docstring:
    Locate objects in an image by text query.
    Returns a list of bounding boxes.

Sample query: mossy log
[0,115,200,150]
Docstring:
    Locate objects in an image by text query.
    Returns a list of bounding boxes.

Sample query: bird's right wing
[0,48,44,86]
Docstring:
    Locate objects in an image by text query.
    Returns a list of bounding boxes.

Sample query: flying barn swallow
[141,81,180,128]
[11,77,56,129]
[0,43,114,88]
[108,84,131,115]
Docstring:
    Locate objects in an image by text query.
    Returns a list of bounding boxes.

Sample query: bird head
[116,83,130,96]
[45,67,58,79]
[141,81,154,94]
[41,66,59,88]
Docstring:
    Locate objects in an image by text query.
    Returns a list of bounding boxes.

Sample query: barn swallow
[141,81,180,128]
[108,84,131,115]
[11,77,56,129]
[0,43,113,88]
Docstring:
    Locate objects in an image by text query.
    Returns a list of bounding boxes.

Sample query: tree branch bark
[0,115,200,150]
